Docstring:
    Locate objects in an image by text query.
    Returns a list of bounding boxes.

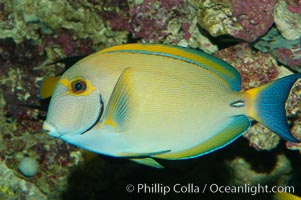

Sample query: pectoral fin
[103,67,135,132]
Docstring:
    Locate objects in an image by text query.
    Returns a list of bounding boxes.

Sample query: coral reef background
[0,0,300,199]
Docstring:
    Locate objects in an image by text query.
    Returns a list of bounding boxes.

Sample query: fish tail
[244,73,301,142]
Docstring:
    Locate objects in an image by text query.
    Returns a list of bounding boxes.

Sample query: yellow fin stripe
[101,44,232,77]
[59,78,69,87]
[244,84,269,120]
[104,118,118,130]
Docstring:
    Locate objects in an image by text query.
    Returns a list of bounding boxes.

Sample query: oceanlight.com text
[125,183,295,196]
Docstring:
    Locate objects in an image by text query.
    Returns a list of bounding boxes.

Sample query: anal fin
[156,115,250,159]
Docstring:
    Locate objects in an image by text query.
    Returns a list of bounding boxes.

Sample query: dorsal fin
[102,67,135,132]
[101,43,241,91]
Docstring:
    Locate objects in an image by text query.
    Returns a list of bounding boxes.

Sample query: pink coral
[128,0,186,42]
[231,0,277,42]
[129,0,170,41]
[106,14,129,31]
[181,22,191,40]
[100,0,130,31]
[39,29,93,57]
[286,0,301,15]
[101,0,191,43]
[275,47,301,70]
[214,43,279,90]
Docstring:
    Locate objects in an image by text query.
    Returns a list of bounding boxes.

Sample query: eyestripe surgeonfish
[42,43,300,168]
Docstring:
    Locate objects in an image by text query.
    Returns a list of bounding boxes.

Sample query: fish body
[42,44,300,167]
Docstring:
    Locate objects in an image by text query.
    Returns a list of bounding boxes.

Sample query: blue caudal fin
[245,73,301,142]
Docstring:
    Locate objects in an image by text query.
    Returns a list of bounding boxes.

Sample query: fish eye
[71,79,87,94]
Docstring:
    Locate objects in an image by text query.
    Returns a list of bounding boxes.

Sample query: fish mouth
[42,121,60,137]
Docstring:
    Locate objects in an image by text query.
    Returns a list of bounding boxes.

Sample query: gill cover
[45,76,102,137]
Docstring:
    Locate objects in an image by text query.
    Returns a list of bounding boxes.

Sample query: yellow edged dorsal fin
[101,43,241,91]
[103,67,135,132]
[38,76,59,99]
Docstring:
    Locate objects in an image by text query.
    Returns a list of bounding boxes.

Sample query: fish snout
[42,121,60,137]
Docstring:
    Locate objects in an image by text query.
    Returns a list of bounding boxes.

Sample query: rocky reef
[0,0,300,199]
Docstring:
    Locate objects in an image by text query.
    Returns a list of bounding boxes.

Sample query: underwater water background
[0,0,301,199]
